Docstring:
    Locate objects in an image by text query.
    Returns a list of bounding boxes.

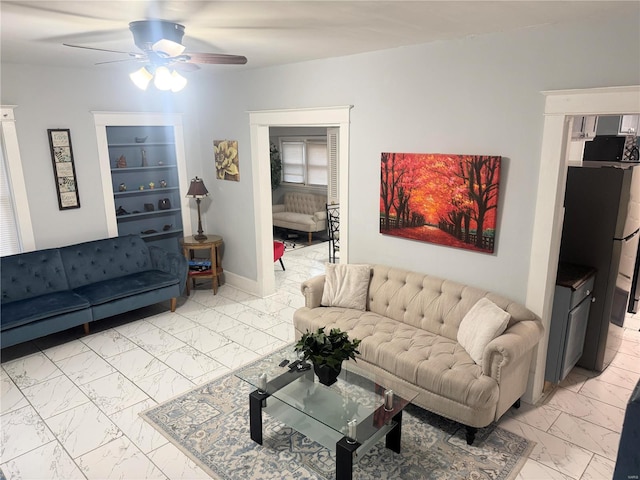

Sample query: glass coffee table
[236,346,418,480]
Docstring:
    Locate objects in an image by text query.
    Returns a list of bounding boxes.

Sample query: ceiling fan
[64,20,247,92]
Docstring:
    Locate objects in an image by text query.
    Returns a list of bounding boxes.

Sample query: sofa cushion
[72,270,179,306]
[366,265,522,342]
[293,306,499,409]
[1,249,70,303]
[1,291,90,330]
[457,298,511,366]
[321,263,370,310]
[282,192,325,215]
[272,211,319,228]
[60,235,153,289]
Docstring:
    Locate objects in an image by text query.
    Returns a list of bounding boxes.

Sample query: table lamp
[186,176,209,240]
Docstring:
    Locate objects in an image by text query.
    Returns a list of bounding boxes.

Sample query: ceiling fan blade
[95,58,142,66]
[171,62,201,72]
[183,52,247,65]
[63,43,137,56]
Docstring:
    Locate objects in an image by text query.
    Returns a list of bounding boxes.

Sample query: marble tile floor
[0,242,637,480]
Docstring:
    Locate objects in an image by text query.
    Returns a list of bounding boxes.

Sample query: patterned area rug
[141,347,533,480]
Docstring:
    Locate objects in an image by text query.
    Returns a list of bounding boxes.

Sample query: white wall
[1,9,639,298]
[0,64,208,250]
[198,10,640,301]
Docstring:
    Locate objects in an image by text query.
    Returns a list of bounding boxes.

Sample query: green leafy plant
[294,327,361,370]
[270,142,282,190]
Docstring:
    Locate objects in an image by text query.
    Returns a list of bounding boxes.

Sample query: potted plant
[294,327,361,386]
[270,142,282,191]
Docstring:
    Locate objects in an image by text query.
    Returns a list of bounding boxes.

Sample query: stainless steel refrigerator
[559,163,640,371]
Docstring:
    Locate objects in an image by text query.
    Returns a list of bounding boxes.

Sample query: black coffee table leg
[249,390,268,445]
[385,409,403,453]
[336,437,360,480]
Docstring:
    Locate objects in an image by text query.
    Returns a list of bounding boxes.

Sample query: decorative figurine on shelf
[159,179,167,188]
[119,183,127,192]
[158,160,164,166]
[116,155,127,168]
[139,185,144,190]
[149,182,155,189]
[141,149,148,167]
[135,136,148,143]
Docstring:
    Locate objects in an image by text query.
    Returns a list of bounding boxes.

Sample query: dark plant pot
[313,362,342,386]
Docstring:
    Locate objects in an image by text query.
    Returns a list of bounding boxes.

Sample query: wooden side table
[180,235,223,295]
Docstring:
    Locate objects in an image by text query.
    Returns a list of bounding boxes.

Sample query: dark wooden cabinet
[545,265,596,383]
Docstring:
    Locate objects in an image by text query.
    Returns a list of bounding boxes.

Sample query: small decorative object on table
[149,182,155,189]
[159,179,167,188]
[158,198,171,210]
[119,183,127,192]
[139,185,144,190]
[294,327,361,386]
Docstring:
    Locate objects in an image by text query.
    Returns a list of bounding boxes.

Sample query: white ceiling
[1,1,637,71]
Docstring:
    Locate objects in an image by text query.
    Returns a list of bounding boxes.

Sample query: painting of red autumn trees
[380,153,501,253]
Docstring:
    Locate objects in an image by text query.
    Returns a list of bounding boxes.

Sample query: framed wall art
[214,140,239,181]
[380,152,501,253]
[48,128,80,210]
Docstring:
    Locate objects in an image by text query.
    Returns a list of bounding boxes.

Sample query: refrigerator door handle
[615,228,640,242]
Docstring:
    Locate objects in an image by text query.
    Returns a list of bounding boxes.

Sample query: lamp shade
[152,39,186,57]
[129,66,153,90]
[186,177,209,198]
[154,66,173,90]
[170,70,187,92]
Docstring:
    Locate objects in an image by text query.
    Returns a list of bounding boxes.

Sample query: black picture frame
[47,129,80,210]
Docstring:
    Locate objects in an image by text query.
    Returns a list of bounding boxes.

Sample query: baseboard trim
[223,270,260,296]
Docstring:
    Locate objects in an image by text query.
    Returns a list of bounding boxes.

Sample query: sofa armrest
[313,211,327,222]
[149,246,189,294]
[273,204,285,214]
[482,319,544,379]
[301,274,326,308]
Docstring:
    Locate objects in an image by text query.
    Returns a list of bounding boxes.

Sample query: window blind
[282,141,305,183]
[0,132,21,256]
[307,142,328,185]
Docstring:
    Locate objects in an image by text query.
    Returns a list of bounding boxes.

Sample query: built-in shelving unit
[93,112,192,254]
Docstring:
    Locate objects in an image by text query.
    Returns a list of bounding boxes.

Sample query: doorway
[249,106,352,297]
[526,86,640,403]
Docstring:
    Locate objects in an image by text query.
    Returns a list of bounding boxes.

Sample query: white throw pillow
[321,263,371,311]
[457,297,511,366]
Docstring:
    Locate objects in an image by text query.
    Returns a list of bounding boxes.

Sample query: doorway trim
[249,106,352,297]
[526,85,640,403]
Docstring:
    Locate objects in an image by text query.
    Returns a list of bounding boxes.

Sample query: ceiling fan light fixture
[154,66,173,90]
[153,39,186,58]
[129,66,153,90]
[170,70,187,92]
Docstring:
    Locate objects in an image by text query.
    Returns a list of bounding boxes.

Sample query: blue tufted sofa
[1,235,188,349]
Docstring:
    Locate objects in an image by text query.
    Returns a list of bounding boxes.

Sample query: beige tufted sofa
[293,264,544,444]
[272,192,327,244]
